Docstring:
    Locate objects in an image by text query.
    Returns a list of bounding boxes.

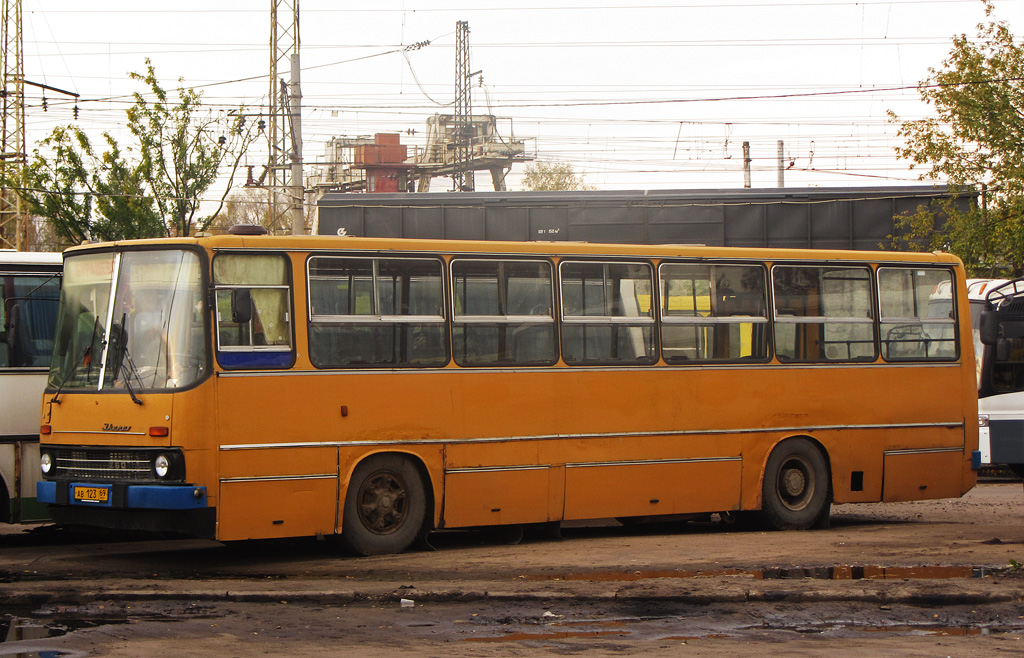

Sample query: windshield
[2,272,61,368]
[49,249,207,392]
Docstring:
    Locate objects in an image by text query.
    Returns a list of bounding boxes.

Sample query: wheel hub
[358,472,408,535]
[782,468,806,497]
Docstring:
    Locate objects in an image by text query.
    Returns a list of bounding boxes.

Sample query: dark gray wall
[316,186,972,250]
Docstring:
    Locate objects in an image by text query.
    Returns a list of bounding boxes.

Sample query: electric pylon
[269,0,303,234]
[0,0,24,249]
[453,20,473,192]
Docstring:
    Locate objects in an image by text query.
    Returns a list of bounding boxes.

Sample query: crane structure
[0,0,24,250]
[308,20,532,195]
[412,114,531,192]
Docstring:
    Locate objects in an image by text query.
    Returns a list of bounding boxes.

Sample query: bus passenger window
[560,261,656,365]
[307,256,447,367]
[772,265,875,362]
[878,267,957,361]
[451,259,556,366]
[213,253,293,369]
[660,263,768,363]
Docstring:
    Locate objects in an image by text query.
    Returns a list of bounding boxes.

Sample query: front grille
[46,447,163,482]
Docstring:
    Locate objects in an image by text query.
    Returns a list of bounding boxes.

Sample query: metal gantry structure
[0,0,23,250]
[269,0,304,235]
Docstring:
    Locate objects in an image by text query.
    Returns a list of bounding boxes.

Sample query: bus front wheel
[759,438,831,531]
[340,455,427,556]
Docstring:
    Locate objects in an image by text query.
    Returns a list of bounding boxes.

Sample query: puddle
[0,616,81,658]
[522,564,997,582]
[459,613,1016,645]
[0,607,132,658]
[860,624,999,636]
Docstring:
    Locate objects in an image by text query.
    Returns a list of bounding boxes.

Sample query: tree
[7,59,258,246]
[12,126,163,246]
[127,59,257,237]
[210,187,318,235]
[888,2,1024,275]
[520,161,596,191]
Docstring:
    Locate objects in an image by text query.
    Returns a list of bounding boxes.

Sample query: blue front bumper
[38,481,207,510]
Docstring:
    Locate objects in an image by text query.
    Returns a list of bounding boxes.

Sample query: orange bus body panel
[38,236,979,545]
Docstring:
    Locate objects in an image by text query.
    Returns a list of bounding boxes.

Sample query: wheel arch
[340,448,438,532]
[753,434,834,510]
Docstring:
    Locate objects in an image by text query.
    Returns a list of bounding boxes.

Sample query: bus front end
[36,246,216,537]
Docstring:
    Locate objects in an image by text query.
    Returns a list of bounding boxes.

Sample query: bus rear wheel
[760,438,831,530]
[340,455,427,556]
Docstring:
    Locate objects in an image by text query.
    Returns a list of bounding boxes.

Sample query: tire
[340,454,427,556]
[759,438,831,531]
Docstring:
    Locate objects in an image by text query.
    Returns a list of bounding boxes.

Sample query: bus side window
[878,267,957,361]
[307,256,448,368]
[451,259,556,367]
[213,253,294,369]
[772,265,875,362]
[660,263,768,363]
[559,261,656,366]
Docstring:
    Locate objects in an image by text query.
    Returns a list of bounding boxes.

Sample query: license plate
[73,486,109,503]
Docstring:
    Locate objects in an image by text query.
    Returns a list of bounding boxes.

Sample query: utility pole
[0,0,23,250]
[742,142,751,189]
[289,52,303,235]
[453,21,474,192]
[777,140,785,188]
[269,0,303,234]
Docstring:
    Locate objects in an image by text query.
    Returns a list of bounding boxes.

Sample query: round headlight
[40,452,52,475]
[154,455,170,479]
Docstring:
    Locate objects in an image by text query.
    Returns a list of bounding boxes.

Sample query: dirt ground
[2,482,1024,657]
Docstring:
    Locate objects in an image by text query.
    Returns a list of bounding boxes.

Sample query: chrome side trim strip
[566,456,742,469]
[52,430,148,436]
[220,474,337,483]
[220,421,964,452]
[217,362,963,377]
[883,446,964,456]
[446,464,551,474]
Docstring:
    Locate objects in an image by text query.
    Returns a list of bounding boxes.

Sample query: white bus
[971,278,1024,476]
[0,250,62,522]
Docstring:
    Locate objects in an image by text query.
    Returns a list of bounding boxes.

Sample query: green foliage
[889,2,1024,273]
[7,58,257,245]
[890,197,1024,277]
[521,161,596,191]
[127,59,252,237]
[9,125,164,247]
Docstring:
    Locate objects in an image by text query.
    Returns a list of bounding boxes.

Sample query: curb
[3,577,1024,608]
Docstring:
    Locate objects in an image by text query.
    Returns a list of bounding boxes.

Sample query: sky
[16,0,1024,199]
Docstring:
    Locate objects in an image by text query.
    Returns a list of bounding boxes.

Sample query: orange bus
[36,231,978,554]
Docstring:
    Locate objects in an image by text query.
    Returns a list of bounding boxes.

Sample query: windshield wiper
[109,313,143,406]
[50,316,99,405]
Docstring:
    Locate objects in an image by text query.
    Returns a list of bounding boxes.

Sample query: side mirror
[980,310,1000,346]
[5,303,19,349]
[231,288,252,324]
